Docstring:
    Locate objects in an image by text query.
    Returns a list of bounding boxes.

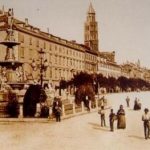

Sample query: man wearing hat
[142,108,150,139]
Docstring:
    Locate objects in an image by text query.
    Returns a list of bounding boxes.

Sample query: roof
[88,2,95,14]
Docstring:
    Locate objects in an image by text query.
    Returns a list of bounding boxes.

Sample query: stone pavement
[0,92,150,150]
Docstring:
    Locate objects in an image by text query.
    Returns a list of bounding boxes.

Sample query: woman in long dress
[117,105,126,129]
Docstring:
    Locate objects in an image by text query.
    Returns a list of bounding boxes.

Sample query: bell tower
[84,3,99,51]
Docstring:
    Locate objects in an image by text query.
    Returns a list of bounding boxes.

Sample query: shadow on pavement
[128,135,144,140]
[88,122,110,132]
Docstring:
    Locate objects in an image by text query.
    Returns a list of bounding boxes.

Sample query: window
[20,47,24,58]
[49,44,51,51]
[59,56,61,65]
[67,49,68,55]
[20,33,24,43]
[55,55,57,64]
[67,58,68,66]
[59,69,61,79]
[70,59,72,66]
[49,68,52,78]
[55,68,58,79]
[44,42,46,49]
[59,47,62,53]
[29,36,32,45]
[36,39,39,47]
[29,49,32,60]
[63,57,65,66]
[55,45,57,51]
[49,54,51,63]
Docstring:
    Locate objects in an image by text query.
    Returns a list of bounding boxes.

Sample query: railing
[61,98,104,119]
[18,98,104,119]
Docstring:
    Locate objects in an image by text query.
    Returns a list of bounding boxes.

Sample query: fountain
[0,9,25,117]
[0,8,24,89]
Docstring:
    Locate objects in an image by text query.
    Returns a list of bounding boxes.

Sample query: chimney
[25,18,28,26]
[71,40,76,43]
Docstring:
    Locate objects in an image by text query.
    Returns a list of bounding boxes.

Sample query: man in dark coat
[109,109,116,131]
[52,97,62,122]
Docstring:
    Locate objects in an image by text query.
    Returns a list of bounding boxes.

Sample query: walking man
[126,96,130,107]
[98,106,106,127]
[142,108,150,139]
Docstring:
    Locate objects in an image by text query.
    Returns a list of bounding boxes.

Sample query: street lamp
[31,48,48,87]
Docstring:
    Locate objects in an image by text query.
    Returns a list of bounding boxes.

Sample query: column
[18,104,23,118]
[95,98,98,109]
[73,103,76,114]
[89,101,92,110]
[62,104,65,117]
[35,103,41,117]
[81,101,84,113]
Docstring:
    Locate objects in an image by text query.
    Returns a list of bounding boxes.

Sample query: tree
[75,84,95,110]
[23,84,47,117]
[97,74,108,88]
[59,79,67,96]
[70,72,95,110]
[107,76,117,92]
[117,76,129,91]
[72,72,93,87]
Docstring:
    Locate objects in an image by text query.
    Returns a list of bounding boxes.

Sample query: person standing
[52,97,62,122]
[98,106,106,127]
[109,109,116,131]
[117,105,126,129]
[126,96,130,107]
[55,106,62,122]
[142,108,150,139]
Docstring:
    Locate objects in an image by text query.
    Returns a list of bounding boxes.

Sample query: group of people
[99,95,150,140]
[51,95,150,140]
[125,96,141,110]
[98,104,126,132]
[125,96,150,140]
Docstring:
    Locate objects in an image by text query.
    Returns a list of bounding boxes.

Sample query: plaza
[0,91,150,150]
[0,1,150,149]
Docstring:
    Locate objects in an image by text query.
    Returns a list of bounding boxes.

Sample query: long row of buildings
[0,3,150,87]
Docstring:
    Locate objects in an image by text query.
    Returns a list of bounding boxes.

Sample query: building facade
[0,4,99,86]
[0,3,150,87]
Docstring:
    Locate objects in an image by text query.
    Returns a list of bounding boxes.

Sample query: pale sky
[0,0,150,68]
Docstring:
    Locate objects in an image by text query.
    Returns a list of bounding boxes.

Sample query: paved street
[0,91,150,150]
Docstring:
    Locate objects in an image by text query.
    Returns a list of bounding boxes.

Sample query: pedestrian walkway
[0,92,150,150]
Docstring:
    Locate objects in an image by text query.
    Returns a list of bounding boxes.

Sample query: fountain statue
[0,8,24,89]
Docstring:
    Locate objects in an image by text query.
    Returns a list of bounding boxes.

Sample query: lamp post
[31,48,48,87]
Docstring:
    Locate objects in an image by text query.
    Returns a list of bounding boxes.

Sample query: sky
[0,0,150,68]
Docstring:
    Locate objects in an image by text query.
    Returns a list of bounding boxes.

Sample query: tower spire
[84,2,99,51]
[88,2,95,14]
